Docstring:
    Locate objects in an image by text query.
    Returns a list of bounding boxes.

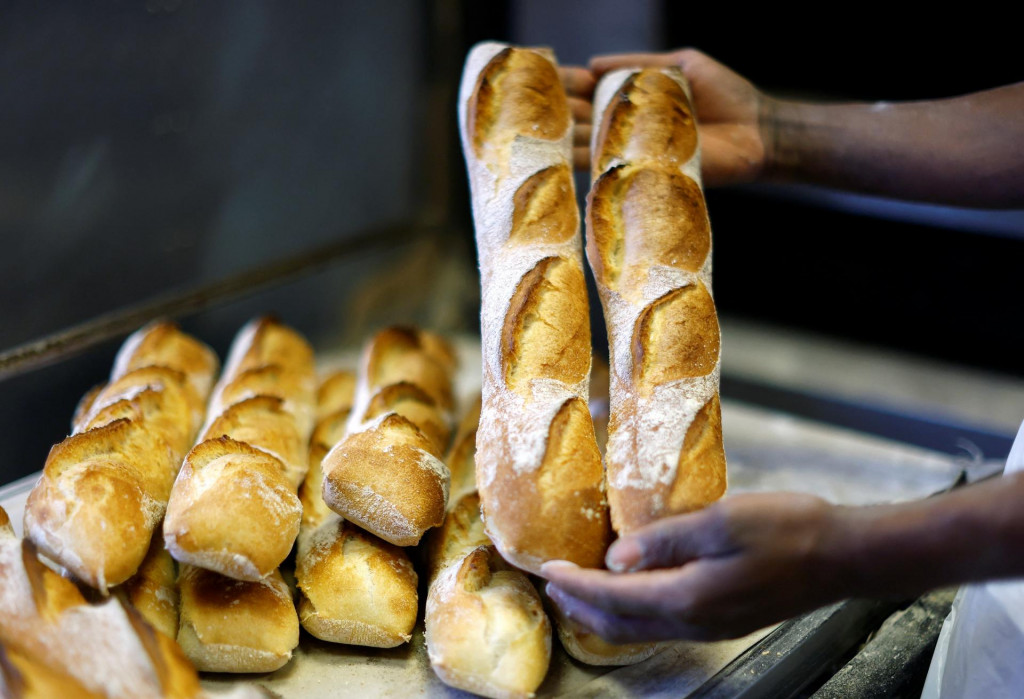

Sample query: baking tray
[0,338,966,697]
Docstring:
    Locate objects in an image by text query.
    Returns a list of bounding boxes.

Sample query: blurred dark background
[1,0,1021,483]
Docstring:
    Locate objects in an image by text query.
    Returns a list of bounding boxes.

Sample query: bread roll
[296,370,419,647]
[164,437,300,581]
[116,530,179,639]
[459,42,611,573]
[1,538,204,698]
[177,565,299,673]
[321,327,455,547]
[425,493,551,699]
[587,67,727,533]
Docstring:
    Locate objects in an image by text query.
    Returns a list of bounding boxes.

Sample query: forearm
[764,84,1024,208]
[828,471,1024,597]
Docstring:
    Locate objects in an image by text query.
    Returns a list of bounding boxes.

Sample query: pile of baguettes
[0,39,727,699]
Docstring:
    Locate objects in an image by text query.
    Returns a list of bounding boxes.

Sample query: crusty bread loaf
[177,564,299,673]
[587,67,727,533]
[321,327,455,547]
[0,640,106,699]
[445,394,481,506]
[111,320,219,407]
[164,437,300,581]
[459,42,611,574]
[296,522,418,648]
[1,538,204,698]
[24,419,177,591]
[164,317,315,579]
[24,324,216,592]
[296,369,419,647]
[116,531,179,639]
[425,493,551,699]
[542,587,658,666]
[206,316,316,438]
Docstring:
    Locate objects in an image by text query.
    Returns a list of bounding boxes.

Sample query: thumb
[606,508,726,572]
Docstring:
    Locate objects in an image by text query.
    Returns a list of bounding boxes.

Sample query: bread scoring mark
[632,281,720,389]
[510,164,578,244]
[595,69,697,177]
[469,47,570,160]
[501,257,590,393]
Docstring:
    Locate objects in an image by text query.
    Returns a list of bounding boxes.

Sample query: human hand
[562,49,773,187]
[540,493,850,643]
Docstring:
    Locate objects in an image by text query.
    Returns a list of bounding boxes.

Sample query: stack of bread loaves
[1,505,269,698]
[295,369,420,648]
[24,321,218,592]
[165,317,314,673]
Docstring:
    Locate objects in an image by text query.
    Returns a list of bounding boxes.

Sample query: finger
[559,66,596,100]
[574,124,592,148]
[540,561,686,616]
[573,146,590,172]
[607,507,730,572]
[547,584,721,644]
[568,97,592,125]
[589,52,681,77]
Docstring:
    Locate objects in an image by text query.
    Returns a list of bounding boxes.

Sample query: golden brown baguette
[177,564,299,673]
[206,316,316,437]
[321,327,456,547]
[110,320,219,407]
[0,641,105,699]
[587,67,727,533]
[1,538,204,698]
[164,317,315,579]
[296,370,419,647]
[24,324,216,592]
[445,394,481,506]
[459,42,611,574]
[115,530,179,639]
[425,493,551,698]
[24,419,177,591]
[164,437,300,581]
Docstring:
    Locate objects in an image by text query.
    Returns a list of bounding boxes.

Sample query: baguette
[543,589,658,666]
[459,42,611,573]
[587,67,727,533]
[1,538,204,698]
[321,327,455,547]
[164,318,315,579]
[177,564,299,673]
[296,370,419,647]
[164,437,300,581]
[0,641,105,699]
[24,325,216,591]
[425,493,551,699]
[116,530,179,639]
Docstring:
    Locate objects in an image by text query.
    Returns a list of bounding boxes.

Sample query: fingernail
[540,560,578,576]
[606,538,642,572]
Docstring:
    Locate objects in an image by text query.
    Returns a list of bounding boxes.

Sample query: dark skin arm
[542,472,1024,643]
[563,49,1024,207]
